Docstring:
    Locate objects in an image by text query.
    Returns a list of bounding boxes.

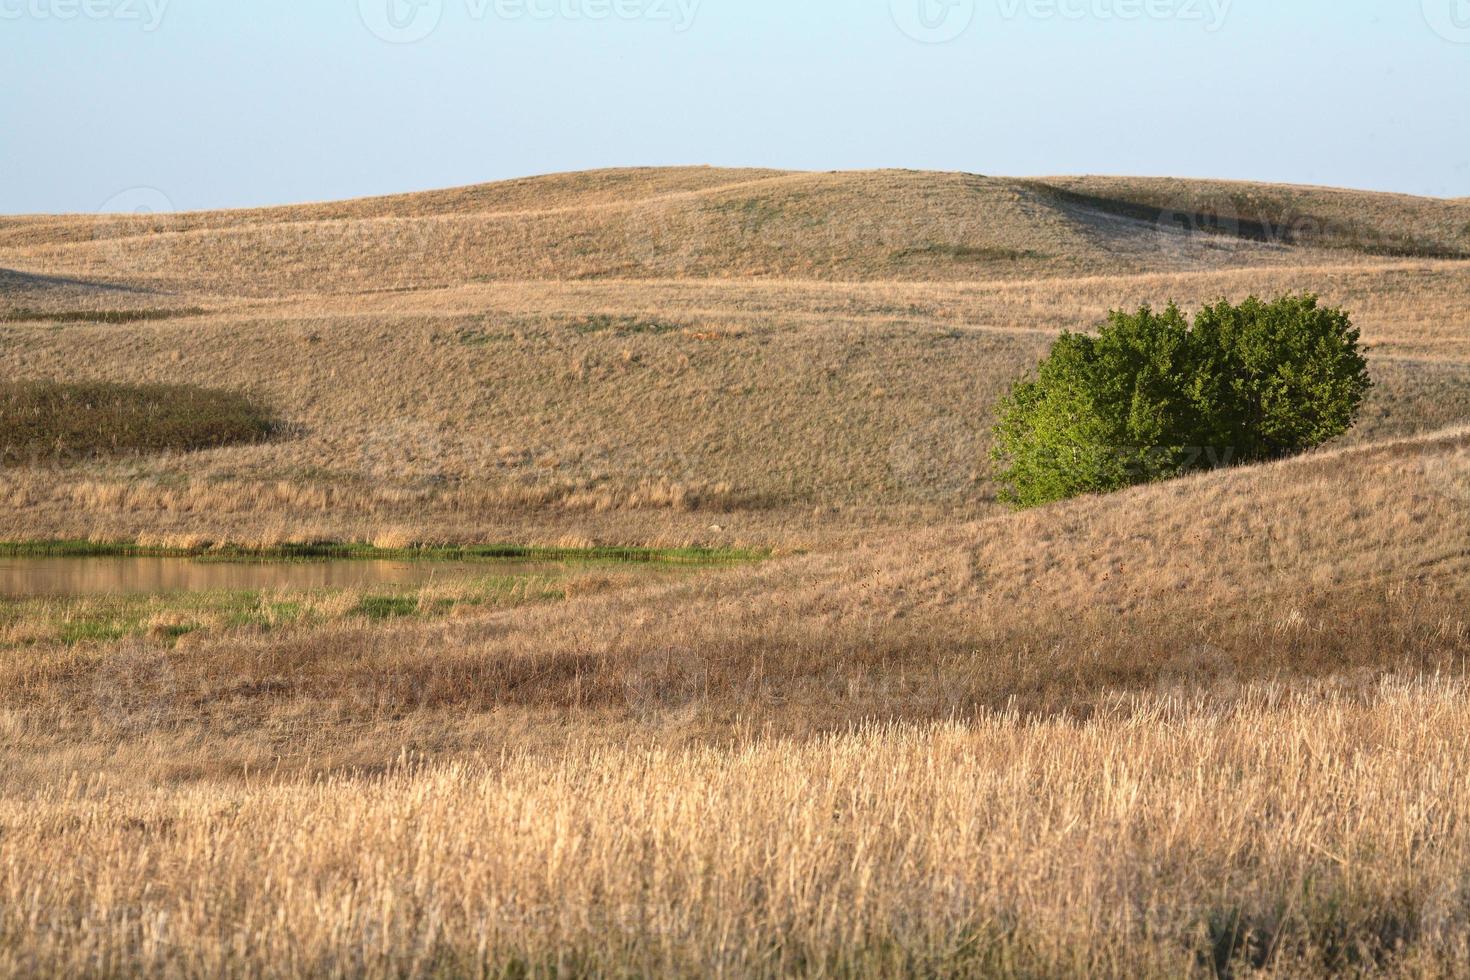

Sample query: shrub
[992,294,1372,507]
[0,381,277,466]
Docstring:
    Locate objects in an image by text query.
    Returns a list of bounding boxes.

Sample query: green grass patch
[0,574,577,650]
[354,595,420,620]
[57,620,131,645]
[354,595,461,620]
[0,381,277,466]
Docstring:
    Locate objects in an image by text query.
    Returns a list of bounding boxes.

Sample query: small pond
[0,556,563,599]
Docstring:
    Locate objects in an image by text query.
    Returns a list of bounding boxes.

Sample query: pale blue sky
[3,0,1468,212]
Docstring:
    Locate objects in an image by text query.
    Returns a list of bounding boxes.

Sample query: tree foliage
[991,294,1372,508]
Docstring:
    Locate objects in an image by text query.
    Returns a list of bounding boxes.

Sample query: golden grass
[2,426,1464,787]
[5,678,1470,977]
[2,259,1468,547]
[5,168,1466,296]
[3,168,1470,975]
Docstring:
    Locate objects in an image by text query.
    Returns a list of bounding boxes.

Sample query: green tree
[991,294,1371,508]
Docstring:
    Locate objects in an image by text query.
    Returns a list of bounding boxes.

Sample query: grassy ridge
[7,168,1469,294]
[1025,176,1470,259]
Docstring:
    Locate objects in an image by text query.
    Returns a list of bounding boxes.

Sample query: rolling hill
[4,168,1469,297]
[7,421,1466,776]
[5,168,1470,975]
[0,167,1465,590]
[2,186,1469,547]
[2,165,1467,733]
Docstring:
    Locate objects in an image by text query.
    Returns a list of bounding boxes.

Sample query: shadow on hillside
[0,267,156,296]
[1021,182,1470,260]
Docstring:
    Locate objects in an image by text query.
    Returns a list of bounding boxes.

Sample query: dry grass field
[2,167,1469,976]
[8,680,1470,978]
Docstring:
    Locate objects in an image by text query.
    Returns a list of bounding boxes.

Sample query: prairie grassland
[5,168,1468,295]
[3,168,1470,976]
[0,170,1299,295]
[3,426,1465,785]
[3,259,1469,547]
[5,679,1470,978]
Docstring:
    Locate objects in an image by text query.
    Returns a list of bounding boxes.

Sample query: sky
[3,0,1469,213]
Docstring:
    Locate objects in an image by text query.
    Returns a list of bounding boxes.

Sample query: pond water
[0,556,562,599]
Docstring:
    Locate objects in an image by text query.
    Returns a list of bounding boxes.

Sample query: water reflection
[0,557,555,598]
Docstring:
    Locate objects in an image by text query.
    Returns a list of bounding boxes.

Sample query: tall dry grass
[4,678,1470,978]
[0,427,1463,788]
[3,168,1470,976]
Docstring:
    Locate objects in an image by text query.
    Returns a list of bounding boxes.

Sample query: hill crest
[4,167,1467,297]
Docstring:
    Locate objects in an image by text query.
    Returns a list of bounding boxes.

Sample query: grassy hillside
[6,424,1466,780]
[2,169,1466,550]
[7,168,1468,296]
[3,259,1469,547]
[3,168,1470,975]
